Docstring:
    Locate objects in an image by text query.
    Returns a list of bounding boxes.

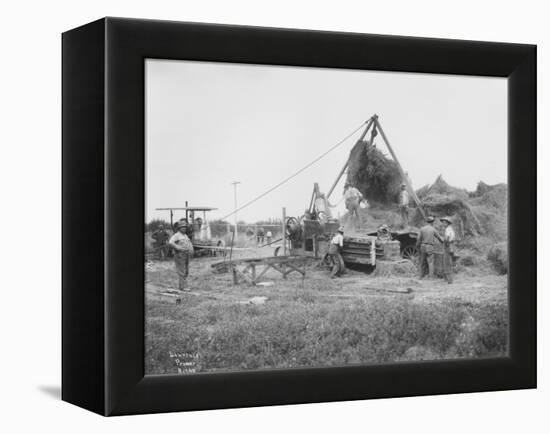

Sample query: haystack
[412,177,508,242]
[411,176,483,238]
[487,242,508,274]
[417,175,469,200]
[412,192,483,238]
[345,140,402,205]
[470,182,508,240]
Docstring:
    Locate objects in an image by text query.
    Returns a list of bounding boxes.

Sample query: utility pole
[231,181,241,238]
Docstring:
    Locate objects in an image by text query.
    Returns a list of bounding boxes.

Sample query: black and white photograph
[144,59,509,375]
[0,0,542,429]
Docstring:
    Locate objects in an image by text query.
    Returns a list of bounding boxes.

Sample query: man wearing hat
[416,216,443,279]
[328,226,346,277]
[152,224,170,261]
[398,183,410,227]
[344,182,365,229]
[168,219,195,291]
[441,216,456,284]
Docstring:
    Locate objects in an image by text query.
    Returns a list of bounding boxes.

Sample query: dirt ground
[145,245,507,306]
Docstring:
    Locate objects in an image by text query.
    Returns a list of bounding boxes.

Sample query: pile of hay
[411,176,509,240]
[469,182,508,240]
[417,175,469,200]
[346,140,402,204]
[412,192,483,238]
[373,260,417,277]
[487,242,508,274]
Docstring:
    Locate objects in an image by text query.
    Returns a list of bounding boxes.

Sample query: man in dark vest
[416,216,443,279]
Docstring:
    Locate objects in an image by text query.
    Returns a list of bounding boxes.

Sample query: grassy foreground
[145,292,508,375]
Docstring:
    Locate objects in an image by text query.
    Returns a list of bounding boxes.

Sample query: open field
[145,246,508,375]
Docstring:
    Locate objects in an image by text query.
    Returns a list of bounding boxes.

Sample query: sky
[145,59,507,224]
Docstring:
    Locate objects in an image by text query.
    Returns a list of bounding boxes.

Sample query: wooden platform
[213,256,309,286]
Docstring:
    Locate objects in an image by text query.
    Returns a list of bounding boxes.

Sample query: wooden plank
[284,262,307,277]
[341,254,374,265]
[234,267,256,285]
[342,247,372,254]
[269,262,286,276]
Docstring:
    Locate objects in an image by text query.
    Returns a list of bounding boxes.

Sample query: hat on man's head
[440,216,453,224]
[426,216,435,223]
[338,226,344,233]
[177,218,189,227]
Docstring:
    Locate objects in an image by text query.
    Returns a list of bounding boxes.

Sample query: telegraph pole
[231,181,241,238]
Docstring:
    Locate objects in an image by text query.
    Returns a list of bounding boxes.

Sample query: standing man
[152,224,170,261]
[398,183,410,228]
[257,227,265,245]
[344,183,365,229]
[416,216,443,279]
[441,216,456,284]
[169,219,195,291]
[327,226,346,277]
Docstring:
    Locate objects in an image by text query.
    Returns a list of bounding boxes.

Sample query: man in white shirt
[169,219,195,291]
[441,216,456,284]
[398,183,410,227]
[327,226,345,277]
[344,183,364,229]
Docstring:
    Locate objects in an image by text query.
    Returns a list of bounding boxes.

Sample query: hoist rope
[218,120,368,222]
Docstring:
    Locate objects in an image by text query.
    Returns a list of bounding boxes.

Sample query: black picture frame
[62,17,536,416]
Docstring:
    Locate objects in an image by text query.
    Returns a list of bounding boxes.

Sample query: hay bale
[346,140,402,204]
[374,260,417,277]
[487,242,508,274]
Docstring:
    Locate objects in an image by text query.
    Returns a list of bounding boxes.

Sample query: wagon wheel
[402,245,419,261]
[274,246,281,257]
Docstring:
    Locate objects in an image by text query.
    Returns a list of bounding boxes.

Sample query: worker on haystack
[152,224,170,261]
[416,216,443,279]
[169,219,195,291]
[344,182,365,229]
[398,183,410,228]
[328,226,346,278]
[441,216,456,284]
